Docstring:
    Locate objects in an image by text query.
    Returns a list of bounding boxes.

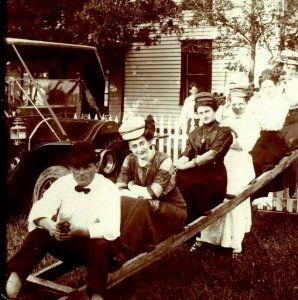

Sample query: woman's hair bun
[258,68,279,86]
[145,114,155,133]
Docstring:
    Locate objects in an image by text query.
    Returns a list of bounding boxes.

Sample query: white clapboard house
[108,8,276,123]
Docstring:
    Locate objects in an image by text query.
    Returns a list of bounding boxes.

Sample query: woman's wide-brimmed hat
[69,141,97,168]
[119,116,146,141]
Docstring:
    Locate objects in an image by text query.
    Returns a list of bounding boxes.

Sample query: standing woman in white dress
[190,85,259,257]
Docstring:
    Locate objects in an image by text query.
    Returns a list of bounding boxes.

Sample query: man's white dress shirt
[28,173,121,240]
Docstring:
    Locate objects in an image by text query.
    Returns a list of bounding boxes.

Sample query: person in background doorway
[179,82,199,132]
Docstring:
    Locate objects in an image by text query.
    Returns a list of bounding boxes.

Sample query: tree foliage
[180,0,298,83]
[280,0,298,50]
[6,0,84,42]
[6,0,178,59]
[7,0,296,81]
[72,0,178,57]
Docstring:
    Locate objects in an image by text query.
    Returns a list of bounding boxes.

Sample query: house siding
[124,35,181,121]
[121,4,280,123]
[124,26,227,123]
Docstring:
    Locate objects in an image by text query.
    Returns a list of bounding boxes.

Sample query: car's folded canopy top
[5,37,106,111]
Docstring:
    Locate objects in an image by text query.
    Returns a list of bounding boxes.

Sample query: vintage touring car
[5,38,127,212]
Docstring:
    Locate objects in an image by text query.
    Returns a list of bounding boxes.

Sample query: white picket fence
[153,116,189,161]
[84,113,298,214]
[153,116,298,214]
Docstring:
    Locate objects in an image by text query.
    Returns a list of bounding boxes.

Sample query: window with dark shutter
[180,40,212,105]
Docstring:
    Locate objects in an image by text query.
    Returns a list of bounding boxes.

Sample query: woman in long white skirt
[190,85,260,257]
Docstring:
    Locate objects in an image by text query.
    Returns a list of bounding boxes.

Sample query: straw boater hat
[119,116,146,141]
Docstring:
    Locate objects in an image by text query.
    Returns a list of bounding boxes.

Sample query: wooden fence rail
[25,149,298,299]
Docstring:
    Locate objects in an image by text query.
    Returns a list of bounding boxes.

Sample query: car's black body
[5,38,127,212]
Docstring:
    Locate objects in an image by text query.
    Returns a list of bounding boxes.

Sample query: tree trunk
[278,0,286,51]
[248,42,256,85]
[248,0,257,85]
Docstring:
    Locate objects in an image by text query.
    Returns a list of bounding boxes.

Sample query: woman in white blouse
[247,69,295,200]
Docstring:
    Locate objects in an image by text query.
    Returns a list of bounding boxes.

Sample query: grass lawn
[5,209,298,300]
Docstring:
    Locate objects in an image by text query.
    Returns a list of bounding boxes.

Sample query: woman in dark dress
[175,92,233,224]
[116,115,187,260]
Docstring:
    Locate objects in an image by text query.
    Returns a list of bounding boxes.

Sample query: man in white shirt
[5,142,121,300]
